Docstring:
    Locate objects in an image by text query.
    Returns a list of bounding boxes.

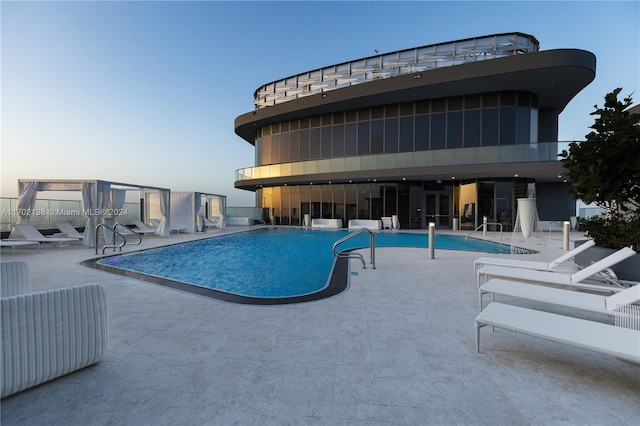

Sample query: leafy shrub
[582,212,640,251]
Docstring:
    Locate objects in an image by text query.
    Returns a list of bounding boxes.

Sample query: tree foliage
[559,88,640,250]
[559,88,640,211]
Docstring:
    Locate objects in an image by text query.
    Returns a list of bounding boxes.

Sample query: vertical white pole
[428,222,435,259]
[563,221,570,251]
[482,216,487,236]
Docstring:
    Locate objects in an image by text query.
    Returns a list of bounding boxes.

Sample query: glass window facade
[255,91,539,166]
[257,178,532,231]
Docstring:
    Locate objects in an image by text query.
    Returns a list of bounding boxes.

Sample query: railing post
[428,222,435,259]
[370,231,376,269]
[482,216,487,236]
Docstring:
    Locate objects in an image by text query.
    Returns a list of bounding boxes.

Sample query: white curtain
[155,190,170,237]
[170,192,195,233]
[8,181,40,239]
[208,195,226,229]
[81,182,97,247]
[194,193,203,232]
[109,189,127,218]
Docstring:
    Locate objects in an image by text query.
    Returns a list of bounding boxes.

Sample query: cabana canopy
[12,179,171,246]
[159,191,226,234]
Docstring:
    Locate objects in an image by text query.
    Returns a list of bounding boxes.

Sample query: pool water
[95,228,509,302]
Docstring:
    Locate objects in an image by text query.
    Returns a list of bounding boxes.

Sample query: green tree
[559,88,640,249]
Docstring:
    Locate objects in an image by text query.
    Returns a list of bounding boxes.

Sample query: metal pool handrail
[332,228,376,269]
[95,222,142,254]
[465,222,503,243]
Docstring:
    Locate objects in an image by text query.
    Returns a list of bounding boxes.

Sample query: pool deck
[1,227,638,425]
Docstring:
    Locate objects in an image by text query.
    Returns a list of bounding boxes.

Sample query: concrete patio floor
[1,227,638,425]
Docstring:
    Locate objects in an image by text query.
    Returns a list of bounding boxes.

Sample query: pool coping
[80,242,351,305]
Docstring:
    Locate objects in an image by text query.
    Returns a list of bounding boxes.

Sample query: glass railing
[254,33,538,109]
[236,141,575,182]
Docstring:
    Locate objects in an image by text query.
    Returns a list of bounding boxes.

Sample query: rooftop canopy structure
[148,191,226,234]
[11,179,171,246]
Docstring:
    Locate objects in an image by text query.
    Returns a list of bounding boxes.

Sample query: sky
[1,1,638,206]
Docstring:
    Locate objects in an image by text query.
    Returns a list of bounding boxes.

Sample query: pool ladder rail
[333,228,376,269]
[95,222,142,254]
[464,222,503,243]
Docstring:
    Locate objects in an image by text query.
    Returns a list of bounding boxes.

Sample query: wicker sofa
[1,261,108,398]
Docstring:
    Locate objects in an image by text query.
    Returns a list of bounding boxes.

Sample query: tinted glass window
[333,125,345,156]
[463,110,481,147]
[310,128,321,158]
[482,108,498,146]
[415,115,429,151]
[416,100,429,114]
[262,135,272,164]
[400,102,414,116]
[399,116,414,152]
[271,134,280,164]
[385,118,398,153]
[447,111,463,148]
[371,106,384,119]
[448,97,463,111]
[483,93,499,107]
[280,132,290,163]
[371,120,384,154]
[516,106,530,144]
[290,131,300,161]
[500,107,515,145]
[358,122,370,154]
[431,113,446,149]
[345,123,357,156]
[321,126,332,158]
[299,129,310,160]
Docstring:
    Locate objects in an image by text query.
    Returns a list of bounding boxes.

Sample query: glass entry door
[425,192,450,228]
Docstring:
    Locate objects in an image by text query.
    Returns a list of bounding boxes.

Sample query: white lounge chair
[11,224,81,247]
[479,278,640,315]
[476,246,636,289]
[113,221,140,237]
[55,222,85,239]
[473,240,596,273]
[0,240,40,254]
[475,302,640,364]
[131,219,157,235]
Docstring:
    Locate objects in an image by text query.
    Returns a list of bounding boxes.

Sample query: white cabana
[203,193,226,229]
[11,179,171,247]
[154,191,226,234]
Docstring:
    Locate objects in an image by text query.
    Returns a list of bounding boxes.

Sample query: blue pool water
[97,228,509,300]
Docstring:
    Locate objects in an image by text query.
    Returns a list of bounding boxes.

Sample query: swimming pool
[87,228,510,304]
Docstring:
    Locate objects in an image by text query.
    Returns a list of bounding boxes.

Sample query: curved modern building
[234,32,596,230]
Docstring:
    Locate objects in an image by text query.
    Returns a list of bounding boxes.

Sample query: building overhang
[235,49,596,144]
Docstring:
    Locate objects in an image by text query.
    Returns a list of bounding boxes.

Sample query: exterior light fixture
[321,93,327,98]
[414,74,422,79]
